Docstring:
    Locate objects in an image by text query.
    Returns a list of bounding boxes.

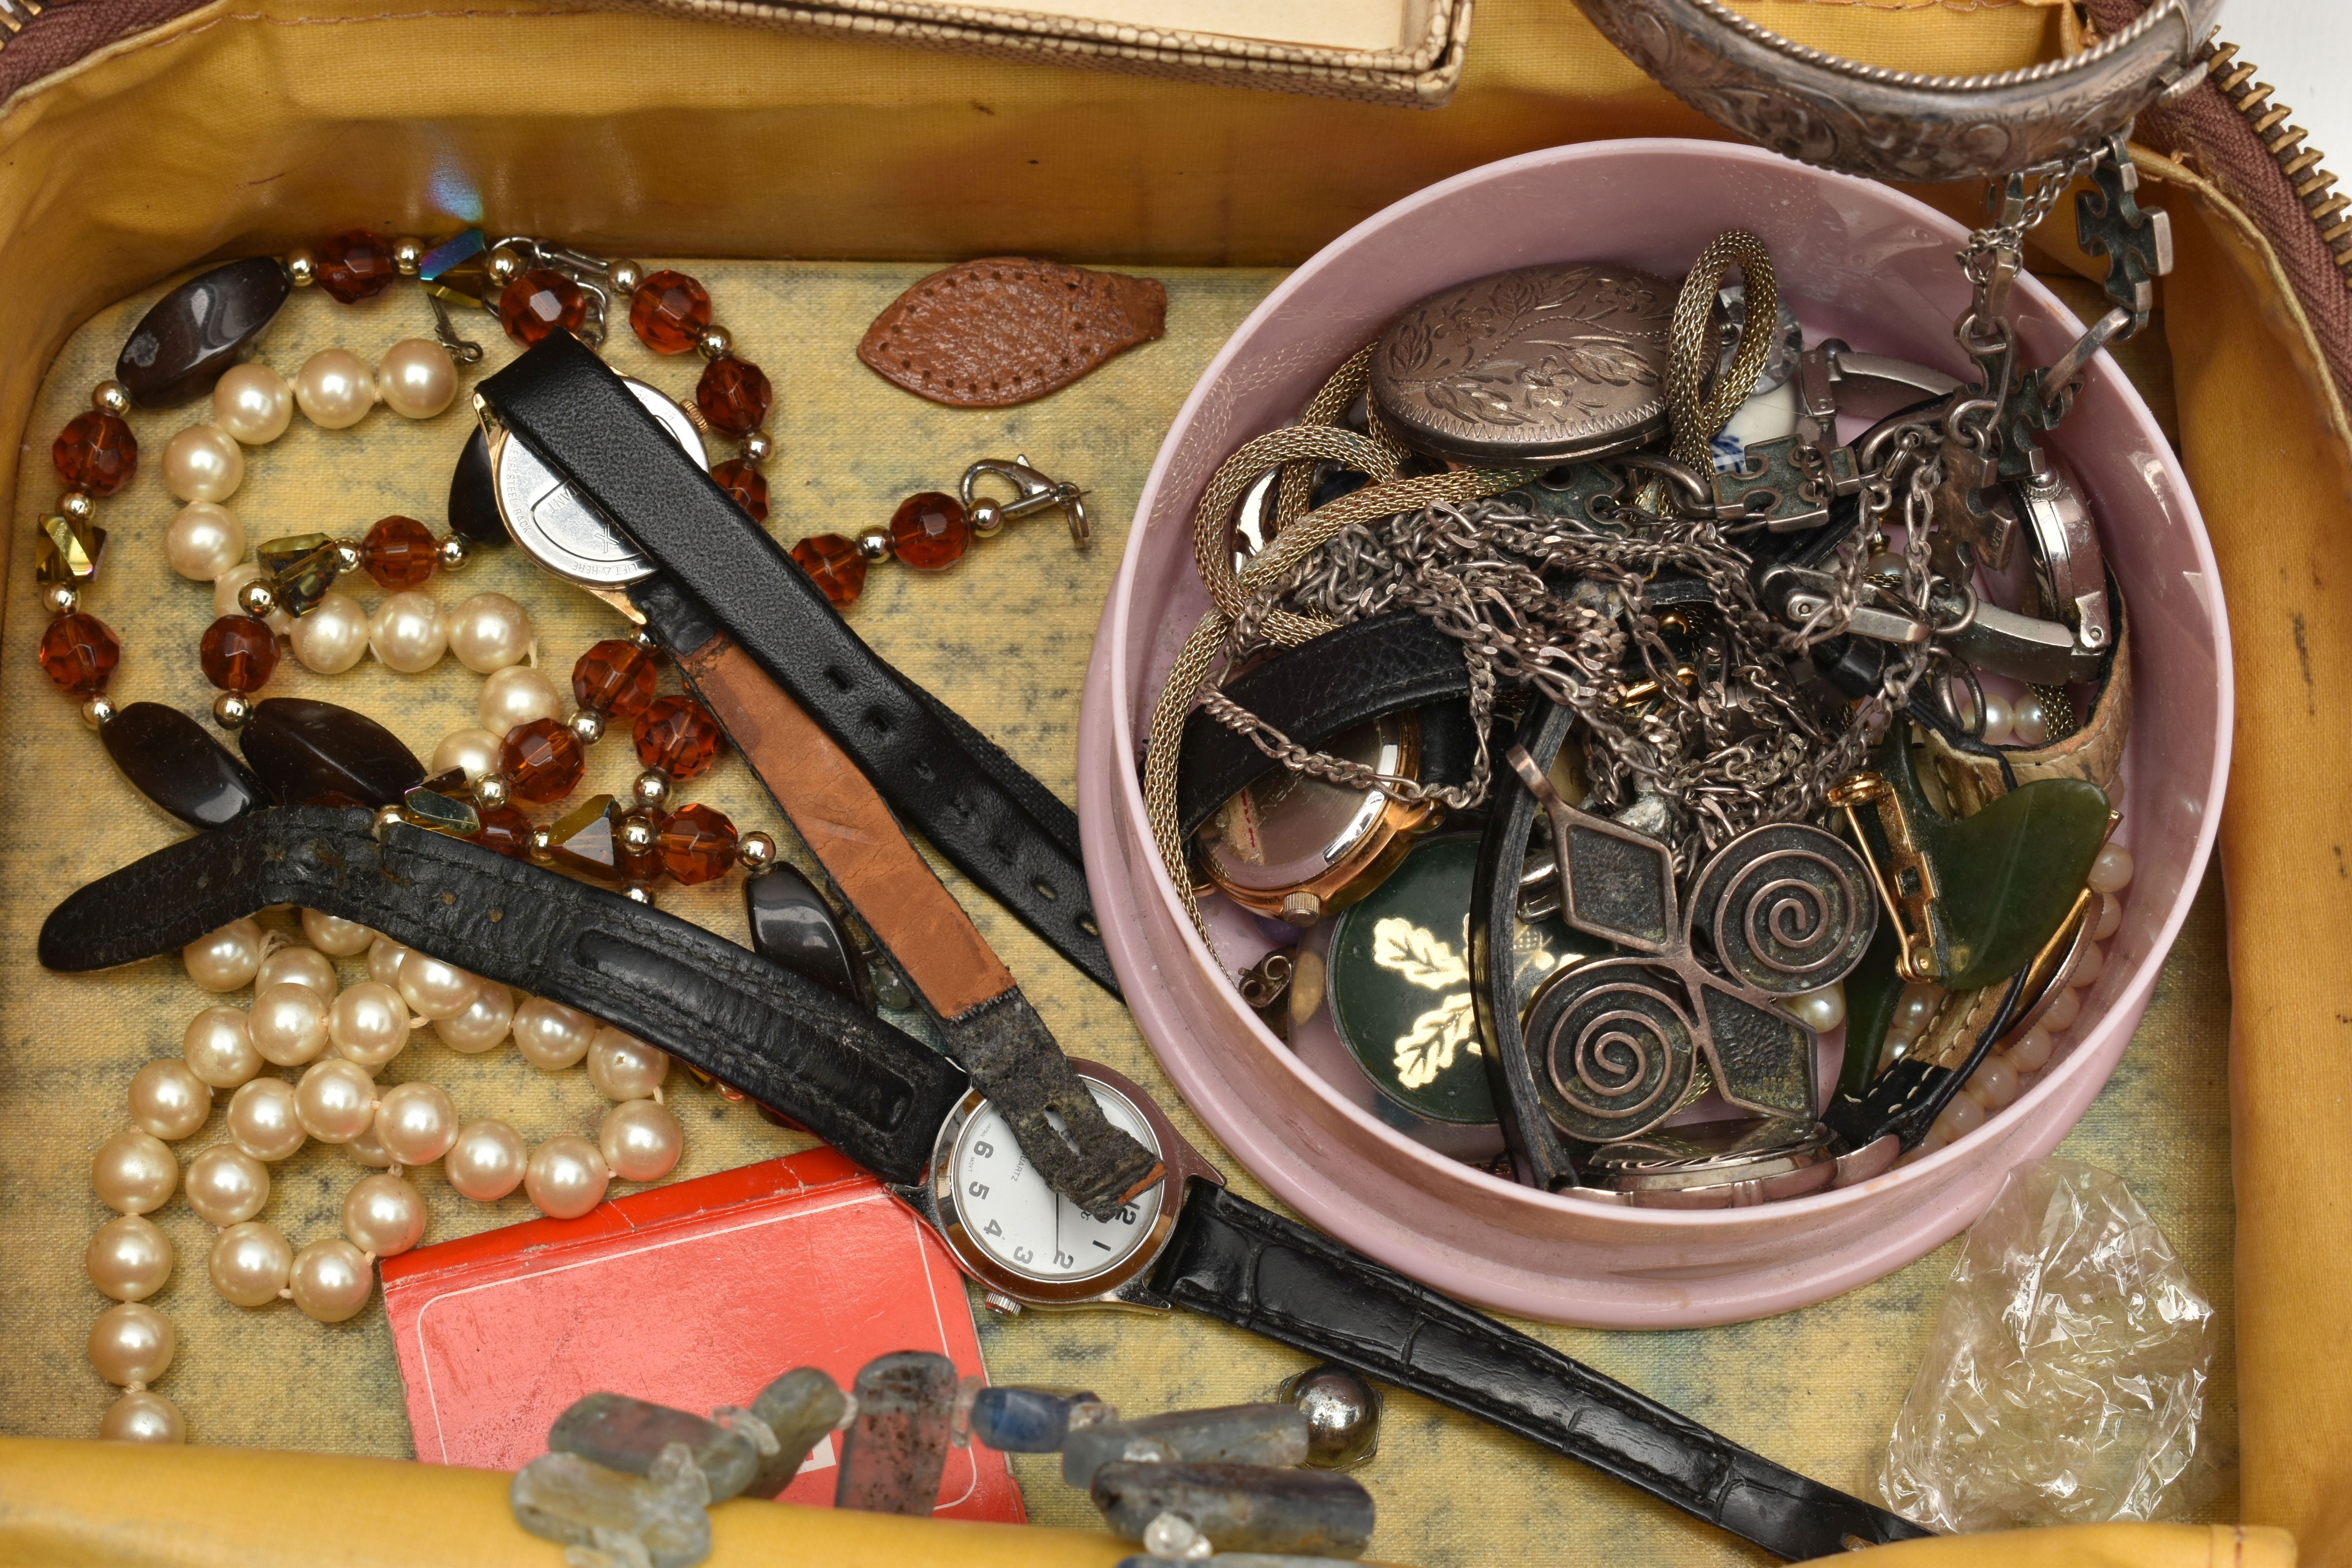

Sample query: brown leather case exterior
[857,257,1167,408]
[677,632,1017,1020]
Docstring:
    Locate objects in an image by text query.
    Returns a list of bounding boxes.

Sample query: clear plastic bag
[1878,1157,2219,1532]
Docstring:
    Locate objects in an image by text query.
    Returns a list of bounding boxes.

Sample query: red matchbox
[379,1145,1024,1522]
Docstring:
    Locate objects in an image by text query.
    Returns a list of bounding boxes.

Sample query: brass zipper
[2200,36,2352,288]
[0,0,46,44]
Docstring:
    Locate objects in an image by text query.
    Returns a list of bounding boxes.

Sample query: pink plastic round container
[1077,140,2230,1328]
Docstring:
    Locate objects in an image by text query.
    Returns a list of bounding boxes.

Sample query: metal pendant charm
[1508,747,1876,1139]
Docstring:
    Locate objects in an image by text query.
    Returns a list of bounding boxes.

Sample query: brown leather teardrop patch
[858,257,1167,408]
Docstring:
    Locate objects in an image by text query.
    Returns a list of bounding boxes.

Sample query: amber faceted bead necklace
[788,453,1090,609]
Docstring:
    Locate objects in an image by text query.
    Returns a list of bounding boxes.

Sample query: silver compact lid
[492,377,707,588]
[1368,262,1675,466]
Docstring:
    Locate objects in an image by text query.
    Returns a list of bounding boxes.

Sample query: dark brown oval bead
[114,258,292,407]
[100,701,268,831]
[239,697,425,809]
[744,863,867,1006]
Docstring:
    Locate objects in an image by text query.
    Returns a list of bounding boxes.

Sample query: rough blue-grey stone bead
[835,1351,957,1515]
[1063,1403,1310,1487]
[548,1392,761,1502]
[1091,1462,1375,1557]
[746,1366,848,1499]
[969,1385,1109,1453]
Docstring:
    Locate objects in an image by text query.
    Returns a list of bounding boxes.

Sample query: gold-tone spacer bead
[212,692,251,731]
[737,831,777,870]
[528,826,554,861]
[696,325,733,362]
[332,540,365,575]
[92,380,131,417]
[619,813,659,855]
[284,249,317,288]
[372,804,407,840]
[391,236,424,276]
[856,529,893,563]
[237,579,279,619]
[42,583,80,617]
[473,773,512,811]
[607,259,644,295]
[632,769,672,809]
[83,696,116,730]
[60,490,95,522]
[487,246,524,285]
[437,535,470,573]
[741,428,776,465]
[621,882,655,905]
[567,709,605,747]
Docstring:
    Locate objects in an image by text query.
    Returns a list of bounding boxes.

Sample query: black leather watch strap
[1151,1180,1928,1560]
[1174,614,1477,842]
[477,330,1117,998]
[1823,966,2028,1152]
[37,807,968,1186]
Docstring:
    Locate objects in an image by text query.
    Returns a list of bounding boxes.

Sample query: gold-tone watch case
[1196,711,1437,920]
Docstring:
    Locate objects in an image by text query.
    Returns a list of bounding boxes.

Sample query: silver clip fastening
[959,455,1090,547]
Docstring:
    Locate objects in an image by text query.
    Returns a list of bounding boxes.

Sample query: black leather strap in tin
[476,330,1118,998]
[1151,1180,1929,1560]
[36,807,969,1186]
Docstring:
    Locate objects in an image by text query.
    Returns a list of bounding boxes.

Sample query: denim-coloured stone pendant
[835,1352,956,1515]
[115,257,291,407]
[1091,1462,1375,1557]
[1063,1404,1309,1488]
[967,1385,1112,1454]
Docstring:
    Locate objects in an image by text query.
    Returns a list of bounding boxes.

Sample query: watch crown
[1278,891,1323,928]
[981,1291,1025,1319]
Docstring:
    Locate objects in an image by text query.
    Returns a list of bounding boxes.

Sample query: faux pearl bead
[376,1081,459,1165]
[183,917,263,992]
[294,348,377,429]
[289,1238,374,1322]
[1893,983,1942,1036]
[366,936,410,987]
[165,501,245,582]
[1781,980,1845,1033]
[2040,986,2083,1032]
[129,1059,212,1141]
[256,944,338,1001]
[290,590,370,675]
[208,1220,293,1308]
[513,998,596,1069]
[301,909,378,958]
[228,1078,307,1161]
[93,1129,178,1214]
[330,980,412,1071]
[2007,1025,2055,1072]
[599,1098,683,1183]
[1929,1091,1985,1145]
[89,1301,175,1385]
[1966,1056,2020,1111]
[2010,694,2050,747]
[479,664,563,735]
[2069,941,2106,990]
[296,1058,377,1143]
[376,338,458,419]
[445,1119,529,1201]
[396,954,479,1021]
[87,1214,174,1301]
[344,1172,427,1256]
[2094,893,2123,941]
[213,561,292,637]
[101,1388,186,1444]
[2088,843,2135,895]
[183,1144,270,1226]
[183,1005,262,1089]
[526,1134,611,1220]
[161,423,244,503]
[436,982,514,1054]
[250,983,330,1067]
[588,1029,669,1101]
[368,592,448,674]
[1978,691,2013,747]
[343,1119,396,1169]
[445,593,534,674]
[213,363,294,444]
[432,727,505,783]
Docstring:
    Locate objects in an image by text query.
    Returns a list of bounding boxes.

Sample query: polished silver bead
[528,826,554,861]
[372,804,407,841]
[632,628,662,654]
[332,540,365,575]
[211,692,252,731]
[82,696,116,730]
[696,324,733,362]
[619,812,660,855]
[91,380,131,417]
[621,882,655,906]
[473,773,512,811]
[60,490,95,522]
[437,535,471,573]
[42,583,80,617]
[737,831,777,870]
[855,528,893,563]
[967,497,1006,539]
[1278,1365,1381,1470]
[607,259,644,295]
[741,428,775,465]
[284,248,317,288]
[567,708,606,746]
[236,579,278,619]
[391,236,424,276]
[487,245,524,285]
[632,769,672,809]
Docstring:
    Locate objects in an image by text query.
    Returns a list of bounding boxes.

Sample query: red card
[380,1146,1024,1522]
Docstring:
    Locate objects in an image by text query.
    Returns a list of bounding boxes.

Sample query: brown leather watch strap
[677,633,1016,1020]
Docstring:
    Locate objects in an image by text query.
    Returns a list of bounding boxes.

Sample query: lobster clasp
[959,455,1089,547]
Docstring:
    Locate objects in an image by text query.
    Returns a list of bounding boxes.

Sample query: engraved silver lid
[1368,262,1675,466]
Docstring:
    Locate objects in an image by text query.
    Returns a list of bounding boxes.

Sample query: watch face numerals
[948,1082,1165,1285]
